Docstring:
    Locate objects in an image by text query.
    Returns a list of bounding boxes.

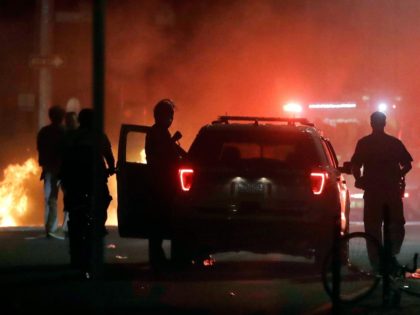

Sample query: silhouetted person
[145,99,186,270]
[65,111,78,130]
[37,105,66,238]
[351,111,412,268]
[61,111,79,236]
[60,108,115,277]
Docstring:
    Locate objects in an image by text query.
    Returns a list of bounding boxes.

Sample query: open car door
[117,124,152,238]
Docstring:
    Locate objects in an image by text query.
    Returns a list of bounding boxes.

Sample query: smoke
[106,0,321,147]
[105,0,420,149]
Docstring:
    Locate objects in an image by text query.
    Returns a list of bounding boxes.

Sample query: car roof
[199,116,321,137]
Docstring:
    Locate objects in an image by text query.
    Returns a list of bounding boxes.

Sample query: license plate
[236,182,265,195]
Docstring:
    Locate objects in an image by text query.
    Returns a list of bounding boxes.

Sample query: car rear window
[188,128,322,168]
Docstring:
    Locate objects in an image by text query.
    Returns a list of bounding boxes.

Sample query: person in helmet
[145,99,186,270]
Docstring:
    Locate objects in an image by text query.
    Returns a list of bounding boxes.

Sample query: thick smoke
[105,0,420,149]
[107,1,317,146]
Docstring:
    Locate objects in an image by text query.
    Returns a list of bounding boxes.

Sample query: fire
[106,148,147,225]
[0,158,40,227]
[0,151,139,227]
[140,148,146,164]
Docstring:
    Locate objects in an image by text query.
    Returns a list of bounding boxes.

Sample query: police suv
[117,116,350,265]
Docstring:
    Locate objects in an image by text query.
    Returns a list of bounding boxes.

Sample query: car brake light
[310,172,327,195]
[179,168,194,191]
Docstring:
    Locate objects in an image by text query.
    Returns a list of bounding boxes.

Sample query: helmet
[153,99,175,121]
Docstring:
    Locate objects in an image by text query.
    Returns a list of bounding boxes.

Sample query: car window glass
[219,143,295,161]
[189,129,321,168]
[126,131,147,164]
[321,139,335,167]
[325,139,339,167]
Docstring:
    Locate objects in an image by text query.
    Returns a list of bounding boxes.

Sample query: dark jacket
[37,123,65,175]
[145,124,184,202]
[60,127,115,198]
[351,132,412,192]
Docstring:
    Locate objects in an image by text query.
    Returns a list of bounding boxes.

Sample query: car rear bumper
[172,213,337,256]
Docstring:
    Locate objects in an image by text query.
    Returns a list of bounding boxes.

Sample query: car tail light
[179,168,194,191]
[310,172,327,195]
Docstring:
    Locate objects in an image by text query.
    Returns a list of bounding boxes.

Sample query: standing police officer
[60,108,115,278]
[145,99,186,270]
[351,111,412,268]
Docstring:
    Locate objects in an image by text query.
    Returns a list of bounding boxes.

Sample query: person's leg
[149,237,166,268]
[62,187,69,234]
[43,173,50,236]
[364,192,383,268]
[68,210,82,268]
[45,173,59,234]
[43,172,58,235]
[62,211,69,233]
[68,205,94,278]
[97,185,112,235]
[388,194,405,256]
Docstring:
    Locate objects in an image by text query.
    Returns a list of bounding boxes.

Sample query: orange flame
[0,158,40,227]
[0,155,124,227]
[106,148,146,226]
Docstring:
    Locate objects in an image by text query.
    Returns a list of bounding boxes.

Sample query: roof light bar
[217,116,314,126]
[378,102,388,112]
[308,103,357,109]
[283,102,303,113]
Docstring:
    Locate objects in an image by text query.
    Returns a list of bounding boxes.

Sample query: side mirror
[338,161,352,175]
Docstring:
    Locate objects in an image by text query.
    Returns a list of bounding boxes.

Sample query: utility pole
[38,0,54,128]
[91,0,106,279]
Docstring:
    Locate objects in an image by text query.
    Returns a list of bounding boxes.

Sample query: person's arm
[350,140,365,189]
[399,141,413,177]
[36,128,44,166]
[176,144,187,159]
[103,134,116,175]
[171,131,187,159]
[401,162,412,177]
[36,129,45,179]
[350,140,363,180]
[352,164,362,180]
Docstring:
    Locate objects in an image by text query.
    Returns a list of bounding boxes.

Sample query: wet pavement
[1,225,420,314]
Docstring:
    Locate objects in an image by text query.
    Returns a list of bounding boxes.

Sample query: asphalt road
[1,223,420,315]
